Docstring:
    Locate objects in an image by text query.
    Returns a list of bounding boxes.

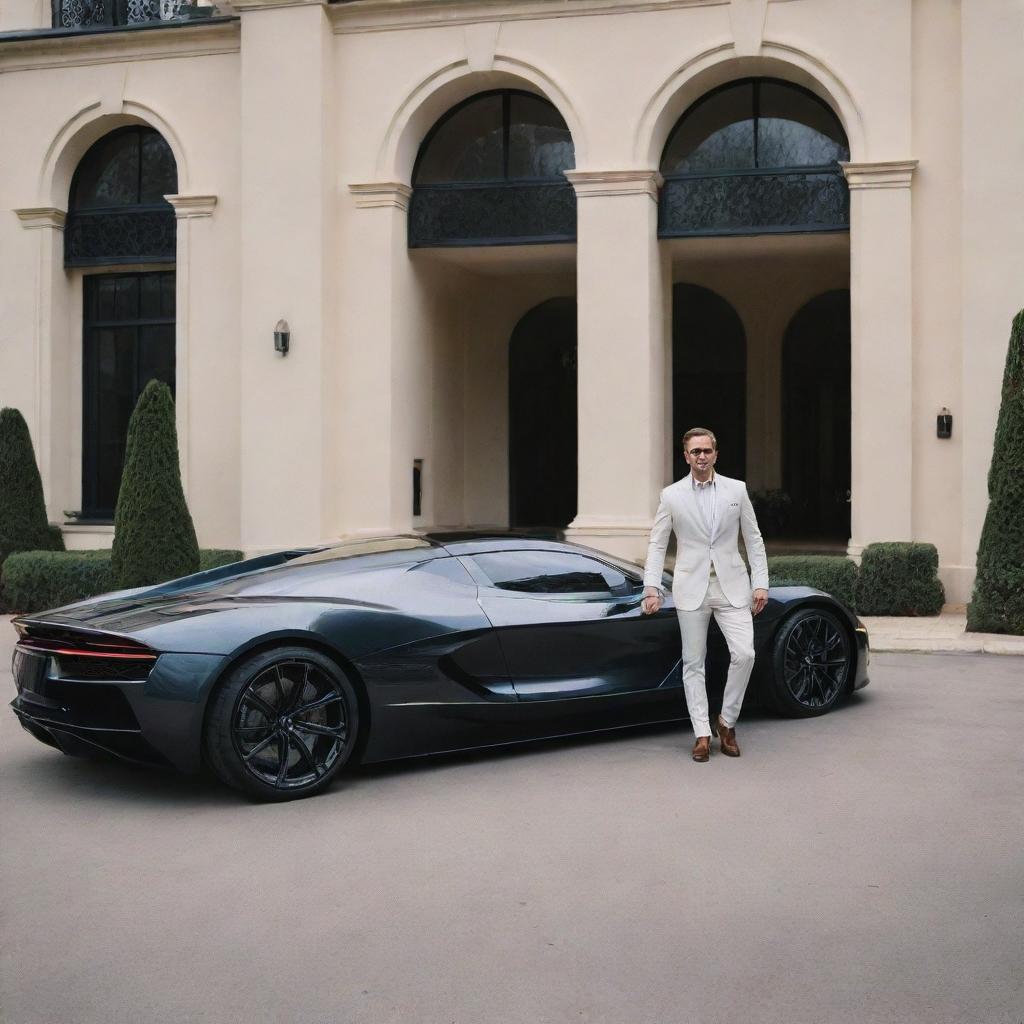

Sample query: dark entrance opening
[782,289,851,540]
[672,283,747,481]
[509,298,577,528]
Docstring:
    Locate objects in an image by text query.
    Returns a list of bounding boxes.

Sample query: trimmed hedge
[856,542,944,616]
[111,380,200,589]
[1,548,243,614]
[0,407,65,566]
[767,555,858,611]
[968,309,1024,634]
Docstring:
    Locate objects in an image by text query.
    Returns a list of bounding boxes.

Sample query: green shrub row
[766,542,945,615]
[857,542,945,616]
[2,548,243,615]
[767,554,858,610]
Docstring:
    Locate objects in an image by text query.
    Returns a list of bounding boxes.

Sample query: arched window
[659,79,850,237]
[67,127,178,519]
[409,90,576,247]
[65,126,177,267]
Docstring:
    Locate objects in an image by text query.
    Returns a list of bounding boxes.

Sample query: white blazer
[643,473,769,611]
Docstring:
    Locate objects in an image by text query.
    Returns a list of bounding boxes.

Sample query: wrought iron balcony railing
[659,167,849,238]
[52,0,213,29]
[64,206,176,267]
[409,180,577,248]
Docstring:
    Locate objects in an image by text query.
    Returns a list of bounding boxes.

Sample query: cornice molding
[330,0,725,34]
[840,160,918,190]
[565,169,663,201]
[0,20,239,73]
[165,193,218,218]
[14,207,66,229]
[348,181,413,210]
[231,0,325,10]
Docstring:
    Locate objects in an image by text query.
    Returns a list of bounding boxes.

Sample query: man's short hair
[682,427,718,450]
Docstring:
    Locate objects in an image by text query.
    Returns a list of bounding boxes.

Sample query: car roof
[423,530,569,555]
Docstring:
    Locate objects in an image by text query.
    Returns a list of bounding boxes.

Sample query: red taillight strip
[16,639,156,661]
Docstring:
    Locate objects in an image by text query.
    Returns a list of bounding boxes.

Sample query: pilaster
[564,169,670,560]
[841,159,917,557]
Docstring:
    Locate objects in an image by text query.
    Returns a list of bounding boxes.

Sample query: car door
[462,548,680,701]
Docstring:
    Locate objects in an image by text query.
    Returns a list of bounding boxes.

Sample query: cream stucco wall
[2,0,1022,603]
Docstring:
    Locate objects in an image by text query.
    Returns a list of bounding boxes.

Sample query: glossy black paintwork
[10,533,869,774]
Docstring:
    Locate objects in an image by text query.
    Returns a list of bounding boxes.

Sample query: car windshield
[284,537,433,566]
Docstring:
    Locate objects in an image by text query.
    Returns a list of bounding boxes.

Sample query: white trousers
[676,576,756,738]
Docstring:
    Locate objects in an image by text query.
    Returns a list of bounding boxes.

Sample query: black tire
[204,646,359,801]
[769,607,852,718]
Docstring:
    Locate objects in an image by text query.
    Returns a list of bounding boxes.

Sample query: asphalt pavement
[1,620,1022,1024]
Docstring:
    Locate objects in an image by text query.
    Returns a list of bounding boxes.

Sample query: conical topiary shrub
[0,407,64,567]
[968,309,1024,634]
[110,380,199,589]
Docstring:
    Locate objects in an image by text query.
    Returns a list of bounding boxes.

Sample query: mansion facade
[1,0,1022,602]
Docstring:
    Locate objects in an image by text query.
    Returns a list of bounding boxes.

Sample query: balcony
[659,167,849,238]
[51,0,216,29]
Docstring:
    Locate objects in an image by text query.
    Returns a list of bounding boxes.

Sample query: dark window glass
[414,94,504,183]
[660,79,848,175]
[662,83,756,174]
[82,271,175,518]
[507,94,574,179]
[474,551,628,595]
[71,127,176,210]
[414,91,574,184]
[757,82,849,167]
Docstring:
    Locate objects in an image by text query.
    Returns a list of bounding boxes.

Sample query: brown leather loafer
[716,716,740,757]
[692,736,711,762]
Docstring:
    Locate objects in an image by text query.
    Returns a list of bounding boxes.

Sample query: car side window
[472,551,630,595]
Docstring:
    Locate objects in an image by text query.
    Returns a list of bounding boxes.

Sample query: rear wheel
[205,647,359,801]
[769,608,851,718]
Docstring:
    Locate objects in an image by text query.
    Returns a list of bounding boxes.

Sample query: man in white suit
[641,428,769,762]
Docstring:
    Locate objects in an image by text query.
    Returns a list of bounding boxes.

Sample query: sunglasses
[686,448,716,457]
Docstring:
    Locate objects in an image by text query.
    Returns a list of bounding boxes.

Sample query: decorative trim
[565,169,663,201]
[165,193,218,218]
[15,207,66,230]
[331,0,726,35]
[566,516,657,534]
[0,21,239,73]
[840,160,918,190]
[348,182,413,210]
[231,0,324,10]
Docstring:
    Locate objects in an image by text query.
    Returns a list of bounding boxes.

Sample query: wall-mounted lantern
[937,407,953,439]
[274,319,290,356]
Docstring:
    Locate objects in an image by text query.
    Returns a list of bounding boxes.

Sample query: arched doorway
[67,125,178,518]
[672,284,746,481]
[509,298,577,528]
[782,289,851,539]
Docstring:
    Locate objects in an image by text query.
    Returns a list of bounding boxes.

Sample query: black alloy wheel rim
[232,659,349,790]
[782,614,850,709]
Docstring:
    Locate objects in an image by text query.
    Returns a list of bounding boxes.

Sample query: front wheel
[769,608,852,718]
[205,646,359,801]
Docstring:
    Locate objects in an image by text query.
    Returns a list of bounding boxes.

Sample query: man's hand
[752,588,768,616]
[641,586,663,615]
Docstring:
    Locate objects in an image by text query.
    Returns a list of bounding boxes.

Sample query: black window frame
[658,77,850,239]
[408,89,577,248]
[81,270,176,521]
[65,126,177,268]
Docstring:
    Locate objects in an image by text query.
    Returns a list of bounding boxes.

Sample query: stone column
[564,170,671,562]
[14,207,70,523]
[841,160,918,557]
[236,0,333,553]
[335,182,416,538]
[164,193,217,499]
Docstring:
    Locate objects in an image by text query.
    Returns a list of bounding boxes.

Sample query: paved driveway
[2,620,1021,1024]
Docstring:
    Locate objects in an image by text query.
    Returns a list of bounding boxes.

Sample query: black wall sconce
[274,319,290,356]
[937,407,953,439]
